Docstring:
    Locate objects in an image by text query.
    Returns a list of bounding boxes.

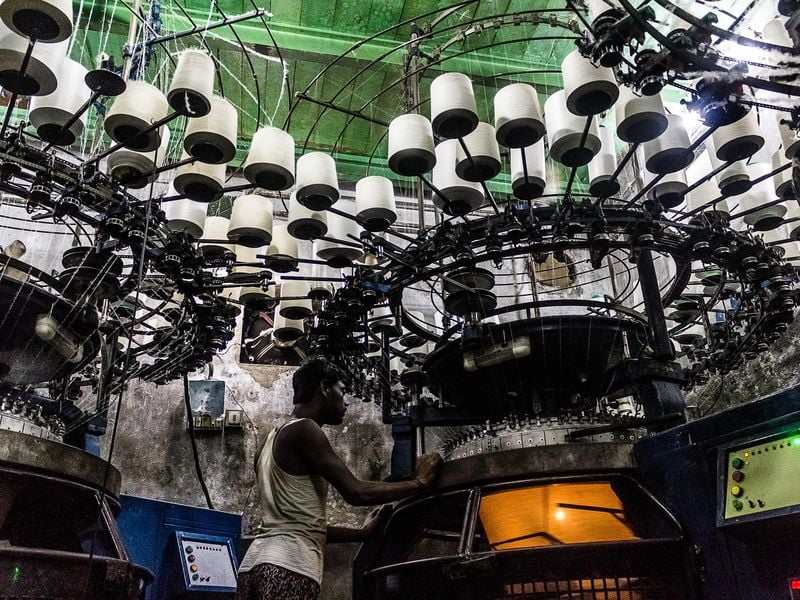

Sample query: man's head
[292,358,349,424]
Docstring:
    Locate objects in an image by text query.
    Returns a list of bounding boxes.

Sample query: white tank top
[238,418,329,583]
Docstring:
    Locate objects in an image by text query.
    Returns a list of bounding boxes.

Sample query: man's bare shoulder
[277,418,329,450]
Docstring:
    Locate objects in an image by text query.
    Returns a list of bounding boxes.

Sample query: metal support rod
[418,174,458,215]
[159,181,254,202]
[85,110,185,166]
[727,196,789,221]
[295,92,390,128]
[121,0,141,80]
[146,8,265,48]
[677,158,734,199]
[130,155,197,181]
[277,275,346,282]
[318,234,363,249]
[622,127,718,210]
[41,91,102,152]
[637,248,674,360]
[681,161,793,220]
[520,146,530,185]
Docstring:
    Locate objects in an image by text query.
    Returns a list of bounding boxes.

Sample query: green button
[733,499,743,511]
[732,457,744,469]
[185,546,193,554]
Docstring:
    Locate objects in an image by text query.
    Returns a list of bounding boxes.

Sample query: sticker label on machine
[183,539,237,588]
[724,430,800,520]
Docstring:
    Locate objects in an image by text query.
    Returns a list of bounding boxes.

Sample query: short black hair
[292,357,346,404]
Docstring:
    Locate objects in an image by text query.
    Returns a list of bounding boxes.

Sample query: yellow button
[190,565,198,573]
[730,485,743,497]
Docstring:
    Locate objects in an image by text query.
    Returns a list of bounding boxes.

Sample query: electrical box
[189,380,226,418]
[116,495,241,600]
[719,426,800,524]
[165,531,238,598]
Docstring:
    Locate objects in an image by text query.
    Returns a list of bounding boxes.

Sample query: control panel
[173,531,238,595]
[720,428,800,523]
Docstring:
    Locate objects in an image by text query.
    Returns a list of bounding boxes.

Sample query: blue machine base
[116,495,241,600]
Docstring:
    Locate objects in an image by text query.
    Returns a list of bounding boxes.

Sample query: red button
[187,555,196,563]
[732,470,744,482]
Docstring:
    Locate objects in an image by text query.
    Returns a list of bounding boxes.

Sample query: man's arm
[281,419,441,506]
[327,505,393,543]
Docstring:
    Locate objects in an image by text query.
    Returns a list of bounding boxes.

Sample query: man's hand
[362,504,393,536]
[414,452,443,490]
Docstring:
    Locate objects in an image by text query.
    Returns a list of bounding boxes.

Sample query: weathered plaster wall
[105,323,394,599]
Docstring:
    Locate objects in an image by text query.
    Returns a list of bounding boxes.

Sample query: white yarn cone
[173,151,226,203]
[432,138,484,215]
[104,80,169,152]
[430,72,478,139]
[762,19,793,48]
[184,95,238,165]
[641,114,693,174]
[287,192,327,240]
[511,139,546,200]
[544,90,601,167]
[741,163,787,230]
[644,169,687,209]
[388,113,436,176]
[684,176,722,216]
[228,194,274,247]
[588,125,619,197]
[315,200,363,267]
[29,57,89,145]
[455,122,502,182]
[243,126,295,190]
[562,49,619,116]
[776,112,800,159]
[0,0,73,42]
[493,83,545,148]
[163,198,208,239]
[772,149,796,200]
[277,279,312,320]
[779,240,800,260]
[370,305,396,334]
[200,216,234,256]
[715,159,752,198]
[168,49,213,117]
[710,109,764,162]
[272,312,305,342]
[266,223,299,273]
[761,225,789,250]
[615,86,667,143]
[0,22,67,95]
[356,175,396,232]
[674,323,706,346]
[296,152,340,210]
[105,125,171,189]
[782,198,800,239]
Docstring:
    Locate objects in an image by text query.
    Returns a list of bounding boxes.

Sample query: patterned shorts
[236,563,321,600]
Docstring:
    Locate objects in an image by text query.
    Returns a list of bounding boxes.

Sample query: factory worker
[236,357,442,600]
